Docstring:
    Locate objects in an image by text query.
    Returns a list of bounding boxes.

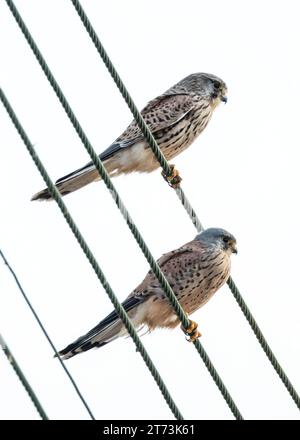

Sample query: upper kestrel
[58,228,237,359]
[32,73,227,200]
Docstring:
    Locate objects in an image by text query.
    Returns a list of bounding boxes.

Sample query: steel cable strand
[4,0,243,419]
[0,88,183,420]
[227,276,300,409]
[0,332,48,420]
[0,248,95,419]
[68,0,300,412]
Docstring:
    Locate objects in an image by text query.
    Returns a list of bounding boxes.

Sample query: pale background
[0,0,299,420]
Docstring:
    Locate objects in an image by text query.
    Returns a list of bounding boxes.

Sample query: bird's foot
[181,320,202,342]
[162,164,182,188]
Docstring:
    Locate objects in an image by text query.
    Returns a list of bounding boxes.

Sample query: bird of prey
[58,228,237,359]
[32,73,227,201]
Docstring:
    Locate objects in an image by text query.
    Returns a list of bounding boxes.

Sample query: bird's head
[180,73,228,108]
[196,227,237,255]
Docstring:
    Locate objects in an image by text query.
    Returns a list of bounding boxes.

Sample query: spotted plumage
[32,73,227,200]
[58,228,237,359]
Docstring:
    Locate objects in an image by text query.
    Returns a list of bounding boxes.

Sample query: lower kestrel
[58,228,237,359]
[32,73,227,201]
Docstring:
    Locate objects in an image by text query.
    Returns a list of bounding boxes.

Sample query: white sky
[0,0,299,420]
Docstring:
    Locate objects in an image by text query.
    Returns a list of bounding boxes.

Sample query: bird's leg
[161,164,182,188]
[181,319,202,342]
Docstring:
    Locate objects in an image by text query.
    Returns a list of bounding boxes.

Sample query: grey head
[195,227,237,254]
[169,73,228,104]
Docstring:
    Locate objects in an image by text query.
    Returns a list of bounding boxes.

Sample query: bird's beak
[231,243,238,254]
[221,95,228,104]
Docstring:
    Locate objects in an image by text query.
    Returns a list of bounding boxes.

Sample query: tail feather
[58,320,123,360]
[31,165,99,201]
[57,295,145,360]
[31,141,126,201]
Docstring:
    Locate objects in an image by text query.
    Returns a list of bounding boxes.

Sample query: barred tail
[57,296,144,360]
[31,165,100,201]
[58,320,124,360]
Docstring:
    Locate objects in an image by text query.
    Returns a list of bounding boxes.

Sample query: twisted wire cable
[2,1,243,419]
[0,248,95,420]
[0,332,48,420]
[69,0,300,412]
[0,87,183,420]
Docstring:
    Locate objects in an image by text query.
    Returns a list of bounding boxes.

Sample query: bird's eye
[213,81,221,89]
[223,236,230,243]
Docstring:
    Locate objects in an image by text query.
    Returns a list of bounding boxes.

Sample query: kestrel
[58,228,237,359]
[32,73,227,201]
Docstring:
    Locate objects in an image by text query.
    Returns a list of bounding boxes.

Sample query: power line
[3,0,243,420]
[69,0,300,412]
[227,277,300,410]
[0,88,183,420]
[0,247,95,420]
[0,332,48,420]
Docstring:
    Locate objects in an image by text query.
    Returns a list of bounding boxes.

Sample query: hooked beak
[231,243,238,254]
[221,95,228,104]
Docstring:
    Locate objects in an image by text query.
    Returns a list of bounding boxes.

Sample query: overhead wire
[69,0,300,412]
[2,0,243,419]
[0,88,183,420]
[0,332,48,420]
[0,247,95,420]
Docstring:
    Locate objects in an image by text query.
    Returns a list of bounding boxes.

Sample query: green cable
[0,87,183,420]
[69,0,300,413]
[0,248,95,420]
[0,333,48,420]
[3,0,243,419]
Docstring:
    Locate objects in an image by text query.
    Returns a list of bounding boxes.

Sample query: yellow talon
[162,164,182,188]
[181,319,202,342]
[188,329,202,342]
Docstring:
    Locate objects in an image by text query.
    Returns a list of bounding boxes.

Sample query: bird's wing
[129,246,196,299]
[119,93,194,140]
[54,140,134,186]
[156,246,193,267]
[57,295,144,358]
[54,94,194,185]
[99,93,195,161]
[73,295,143,343]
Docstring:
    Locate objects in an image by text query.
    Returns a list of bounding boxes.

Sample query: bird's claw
[181,320,202,342]
[161,164,182,188]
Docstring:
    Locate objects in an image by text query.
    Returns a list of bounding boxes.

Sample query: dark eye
[223,236,230,243]
[213,81,221,89]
